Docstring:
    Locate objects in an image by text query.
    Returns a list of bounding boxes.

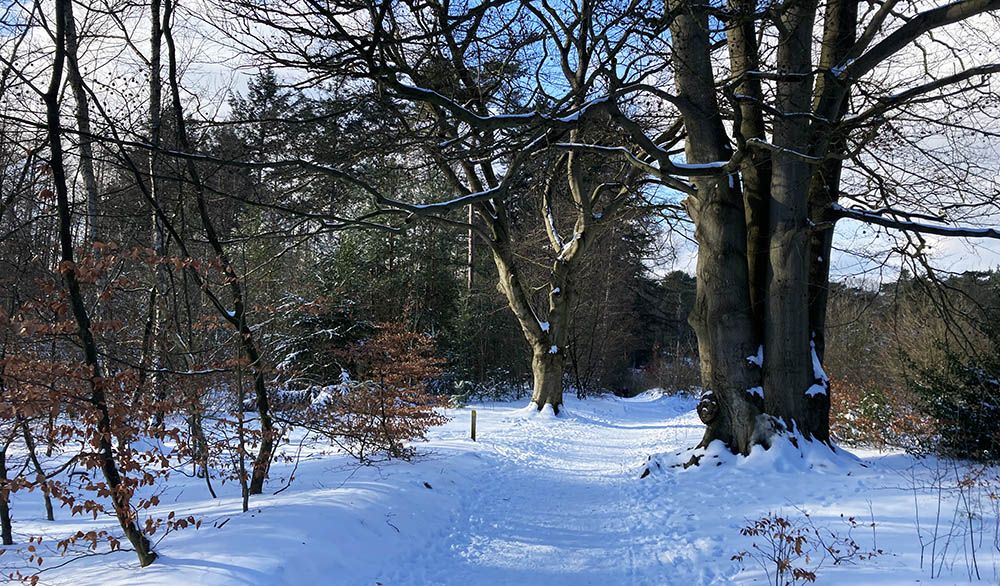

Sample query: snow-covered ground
[4,392,1000,584]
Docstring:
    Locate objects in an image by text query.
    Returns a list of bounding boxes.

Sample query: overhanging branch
[830,203,1000,239]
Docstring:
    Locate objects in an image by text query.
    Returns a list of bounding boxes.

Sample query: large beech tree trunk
[531,349,565,412]
[483,153,596,416]
[762,0,820,435]
[488,221,573,415]
[670,0,997,452]
[669,0,762,454]
[667,0,865,452]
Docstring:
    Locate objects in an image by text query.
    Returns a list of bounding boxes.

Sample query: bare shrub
[733,510,882,585]
[280,322,448,462]
[830,378,935,452]
[903,461,1000,581]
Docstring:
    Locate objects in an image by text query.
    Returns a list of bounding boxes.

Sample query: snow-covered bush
[431,368,531,406]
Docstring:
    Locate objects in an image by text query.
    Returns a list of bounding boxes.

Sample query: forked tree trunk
[670,0,762,454]
[668,0,864,451]
[486,198,574,414]
[484,179,594,416]
[490,243,568,414]
[19,419,54,521]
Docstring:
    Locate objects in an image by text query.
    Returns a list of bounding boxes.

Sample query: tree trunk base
[529,399,562,416]
[529,350,564,416]
[641,415,840,477]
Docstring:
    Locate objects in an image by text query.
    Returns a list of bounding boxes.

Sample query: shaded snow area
[6,393,1000,584]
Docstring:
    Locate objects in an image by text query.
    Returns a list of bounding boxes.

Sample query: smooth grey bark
[669,0,761,453]
[801,0,860,442]
[762,0,819,434]
[137,0,169,417]
[531,350,566,412]
[727,0,771,343]
[62,0,100,243]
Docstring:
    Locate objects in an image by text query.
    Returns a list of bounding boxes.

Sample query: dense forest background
[4,70,997,435]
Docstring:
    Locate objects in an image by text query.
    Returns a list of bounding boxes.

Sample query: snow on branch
[830,204,1000,239]
[549,143,718,195]
[388,80,610,130]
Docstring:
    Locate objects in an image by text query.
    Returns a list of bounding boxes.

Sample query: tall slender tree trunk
[466,204,474,290]
[62,0,99,244]
[0,444,12,545]
[138,0,170,421]
[46,0,157,565]
[162,0,275,494]
[728,0,771,343]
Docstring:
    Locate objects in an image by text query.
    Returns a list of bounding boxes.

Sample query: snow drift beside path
[4,393,999,585]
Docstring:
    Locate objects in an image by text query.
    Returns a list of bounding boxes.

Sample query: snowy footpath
[6,392,1000,585]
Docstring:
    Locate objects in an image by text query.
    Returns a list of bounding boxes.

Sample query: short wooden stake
[471,409,477,442]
